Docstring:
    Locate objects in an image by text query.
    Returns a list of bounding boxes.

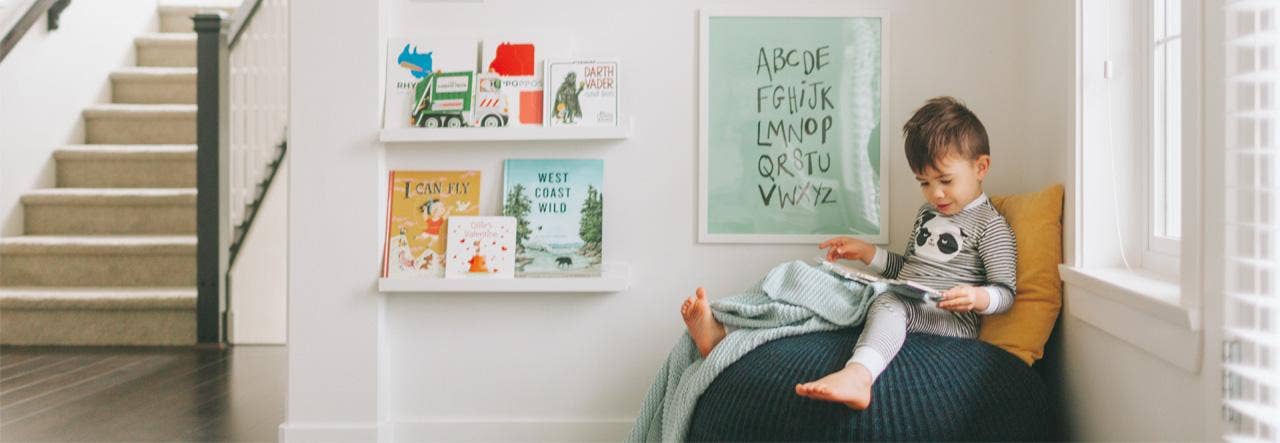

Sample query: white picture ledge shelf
[378,262,630,293]
[380,117,633,143]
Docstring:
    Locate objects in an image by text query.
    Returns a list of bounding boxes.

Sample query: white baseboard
[278,421,385,443]
[390,418,635,442]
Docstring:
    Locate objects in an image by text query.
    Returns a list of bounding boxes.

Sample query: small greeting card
[445,216,517,279]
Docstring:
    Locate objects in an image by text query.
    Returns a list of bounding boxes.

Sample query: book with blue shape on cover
[383,37,480,129]
[502,159,603,277]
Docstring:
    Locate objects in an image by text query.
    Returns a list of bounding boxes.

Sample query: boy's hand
[818,236,876,265]
[937,285,990,312]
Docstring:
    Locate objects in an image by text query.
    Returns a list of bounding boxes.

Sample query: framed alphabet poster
[699,9,889,244]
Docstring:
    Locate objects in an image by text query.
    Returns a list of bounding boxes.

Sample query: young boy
[681,96,1017,410]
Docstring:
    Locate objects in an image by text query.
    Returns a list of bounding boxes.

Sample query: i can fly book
[480,36,572,127]
[383,37,479,129]
[544,59,619,127]
[381,171,481,278]
[444,216,517,279]
[502,159,604,277]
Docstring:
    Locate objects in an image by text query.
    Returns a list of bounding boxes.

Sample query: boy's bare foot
[681,287,726,358]
[794,363,873,410]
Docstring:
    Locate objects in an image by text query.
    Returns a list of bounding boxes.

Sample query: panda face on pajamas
[875,196,1019,296]
[913,212,966,263]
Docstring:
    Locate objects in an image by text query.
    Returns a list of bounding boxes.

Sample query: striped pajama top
[871,194,1018,315]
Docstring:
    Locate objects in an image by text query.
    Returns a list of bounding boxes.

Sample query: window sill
[1059,265,1203,373]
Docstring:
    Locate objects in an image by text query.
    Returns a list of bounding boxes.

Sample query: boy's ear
[974,154,991,181]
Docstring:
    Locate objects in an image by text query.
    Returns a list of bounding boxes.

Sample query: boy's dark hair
[902,96,990,174]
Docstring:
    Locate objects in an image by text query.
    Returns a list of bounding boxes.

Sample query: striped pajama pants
[847,292,981,381]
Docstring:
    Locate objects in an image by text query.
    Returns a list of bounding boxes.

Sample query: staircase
[0,1,239,346]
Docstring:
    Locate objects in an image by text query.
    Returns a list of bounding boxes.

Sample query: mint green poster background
[706,16,882,239]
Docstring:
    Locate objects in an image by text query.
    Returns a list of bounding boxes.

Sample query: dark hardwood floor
[0,345,285,442]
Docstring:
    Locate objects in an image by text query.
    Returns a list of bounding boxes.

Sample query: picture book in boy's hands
[444,216,517,279]
[502,159,603,277]
[381,171,481,279]
[813,257,943,305]
[544,59,618,127]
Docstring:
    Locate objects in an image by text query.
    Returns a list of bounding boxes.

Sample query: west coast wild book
[381,171,481,278]
[502,159,603,277]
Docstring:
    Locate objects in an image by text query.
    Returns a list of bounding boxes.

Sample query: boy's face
[915,153,990,216]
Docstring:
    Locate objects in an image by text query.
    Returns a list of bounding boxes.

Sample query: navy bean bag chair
[686,326,1054,441]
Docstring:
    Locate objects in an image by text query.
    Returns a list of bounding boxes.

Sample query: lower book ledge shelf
[378,262,630,293]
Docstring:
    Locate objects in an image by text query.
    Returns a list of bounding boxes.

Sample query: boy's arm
[976,217,1018,315]
[866,205,929,279]
[866,247,907,280]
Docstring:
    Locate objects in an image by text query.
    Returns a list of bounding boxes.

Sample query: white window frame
[1064,0,1204,372]
[1145,0,1184,275]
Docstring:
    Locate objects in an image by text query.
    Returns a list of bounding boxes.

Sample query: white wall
[229,162,288,345]
[283,0,383,440]
[0,0,160,236]
[285,0,1074,441]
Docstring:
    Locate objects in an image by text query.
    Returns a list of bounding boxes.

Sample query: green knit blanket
[627,260,880,442]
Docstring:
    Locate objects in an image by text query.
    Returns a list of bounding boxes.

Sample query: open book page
[813,257,943,305]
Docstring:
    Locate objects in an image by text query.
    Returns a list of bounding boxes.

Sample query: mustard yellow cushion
[979,184,1064,365]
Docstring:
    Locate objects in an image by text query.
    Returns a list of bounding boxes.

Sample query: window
[1151,0,1182,252]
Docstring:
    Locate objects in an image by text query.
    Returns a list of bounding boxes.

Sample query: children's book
[381,171,481,278]
[480,37,572,127]
[502,159,604,277]
[444,216,517,279]
[544,59,619,127]
[813,257,944,305]
[383,37,480,129]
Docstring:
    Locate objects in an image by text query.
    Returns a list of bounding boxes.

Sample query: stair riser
[85,117,195,145]
[0,254,195,287]
[24,205,195,235]
[113,78,195,104]
[160,14,196,33]
[136,43,195,68]
[58,159,195,188]
[160,8,239,33]
[1,310,195,345]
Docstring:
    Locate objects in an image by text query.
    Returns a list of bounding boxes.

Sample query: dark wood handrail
[226,0,262,49]
[0,0,69,65]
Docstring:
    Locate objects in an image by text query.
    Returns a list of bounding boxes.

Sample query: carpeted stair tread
[0,236,196,255]
[110,67,197,81]
[21,188,196,205]
[83,104,197,118]
[0,287,196,310]
[134,33,197,46]
[54,145,197,160]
